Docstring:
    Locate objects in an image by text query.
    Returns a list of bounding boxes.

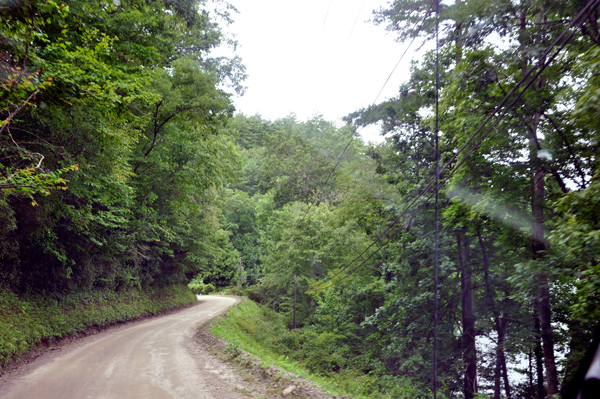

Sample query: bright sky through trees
[216,0,422,143]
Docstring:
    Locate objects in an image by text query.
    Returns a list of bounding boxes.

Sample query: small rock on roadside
[282,385,296,397]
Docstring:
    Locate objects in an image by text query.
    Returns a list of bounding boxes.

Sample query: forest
[2,0,600,398]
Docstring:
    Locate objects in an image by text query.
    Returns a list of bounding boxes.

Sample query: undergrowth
[210,297,419,399]
[188,282,216,295]
[0,284,196,367]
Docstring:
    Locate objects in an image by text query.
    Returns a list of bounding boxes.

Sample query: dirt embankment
[195,299,350,399]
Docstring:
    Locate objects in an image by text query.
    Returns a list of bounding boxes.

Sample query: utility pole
[238,257,242,289]
[293,275,297,330]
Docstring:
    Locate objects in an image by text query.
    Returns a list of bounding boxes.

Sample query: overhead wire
[433,0,440,397]
[321,0,334,32]
[343,0,367,51]
[318,0,600,289]
[419,0,600,197]
[298,0,438,222]
[324,42,593,288]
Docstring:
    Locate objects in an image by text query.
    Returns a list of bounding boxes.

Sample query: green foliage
[188,281,216,295]
[211,298,419,399]
[258,115,358,207]
[552,172,600,322]
[220,189,262,278]
[213,2,600,397]
[0,165,77,204]
[0,284,195,366]
[188,282,204,295]
[2,0,600,396]
[203,283,216,294]
[1,0,243,293]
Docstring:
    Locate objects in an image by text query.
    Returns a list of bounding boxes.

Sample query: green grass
[0,284,196,366]
[210,298,419,399]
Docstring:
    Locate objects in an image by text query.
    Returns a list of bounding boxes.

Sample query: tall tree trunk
[521,1,558,394]
[560,320,591,393]
[534,311,546,399]
[494,354,501,399]
[478,227,509,398]
[538,275,558,397]
[477,225,512,399]
[457,232,477,399]
[499,317,511,398]
[530,111,559,397]
[492,321,511,397]
[528,348,534,399]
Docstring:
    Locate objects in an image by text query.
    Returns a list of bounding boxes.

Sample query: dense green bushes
[188,282,216,295]
[210,298,419,399]
[1,0,242,295]
[0,284,196,366]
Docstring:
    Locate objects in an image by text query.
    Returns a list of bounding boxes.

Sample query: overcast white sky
[213,0,424,143]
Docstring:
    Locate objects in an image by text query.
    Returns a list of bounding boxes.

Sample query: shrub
[210,298,415,398]
[203,284,216,295]
[188,282,205,295]
[224,285,244,296]
[244,283,269,304]
[295,330,349,375]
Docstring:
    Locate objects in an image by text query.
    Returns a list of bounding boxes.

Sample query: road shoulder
[195,297,349,399]
[0,298,199,397]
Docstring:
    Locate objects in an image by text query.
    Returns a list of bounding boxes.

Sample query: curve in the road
[2,296,243,399]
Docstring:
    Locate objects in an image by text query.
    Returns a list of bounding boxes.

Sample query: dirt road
[1,296,248,399]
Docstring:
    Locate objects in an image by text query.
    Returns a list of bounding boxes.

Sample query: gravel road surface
[1,296,248,399]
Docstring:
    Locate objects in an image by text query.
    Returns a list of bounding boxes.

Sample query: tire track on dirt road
[1,296,248,399]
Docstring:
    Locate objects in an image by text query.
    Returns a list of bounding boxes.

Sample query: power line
[420,0,600,198]
[344,0,367,50]
[299,0,438,221]
[320,0,599,289]
[321,0,334,32]
[433,0,440,397]
[292,0,598,303]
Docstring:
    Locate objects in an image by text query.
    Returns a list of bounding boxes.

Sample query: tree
[0,0,245,292]
[259,115,359,208]
[363,1,600,396]
[220,189,262,281]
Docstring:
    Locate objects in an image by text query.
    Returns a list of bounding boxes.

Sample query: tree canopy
[1,0,244,292]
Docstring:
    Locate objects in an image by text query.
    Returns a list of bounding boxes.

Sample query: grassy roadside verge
[209,298,417,399]
[0,284,196,367]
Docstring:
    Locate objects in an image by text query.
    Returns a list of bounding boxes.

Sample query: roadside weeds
[0,296,196,377]
[195,298,350,399]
